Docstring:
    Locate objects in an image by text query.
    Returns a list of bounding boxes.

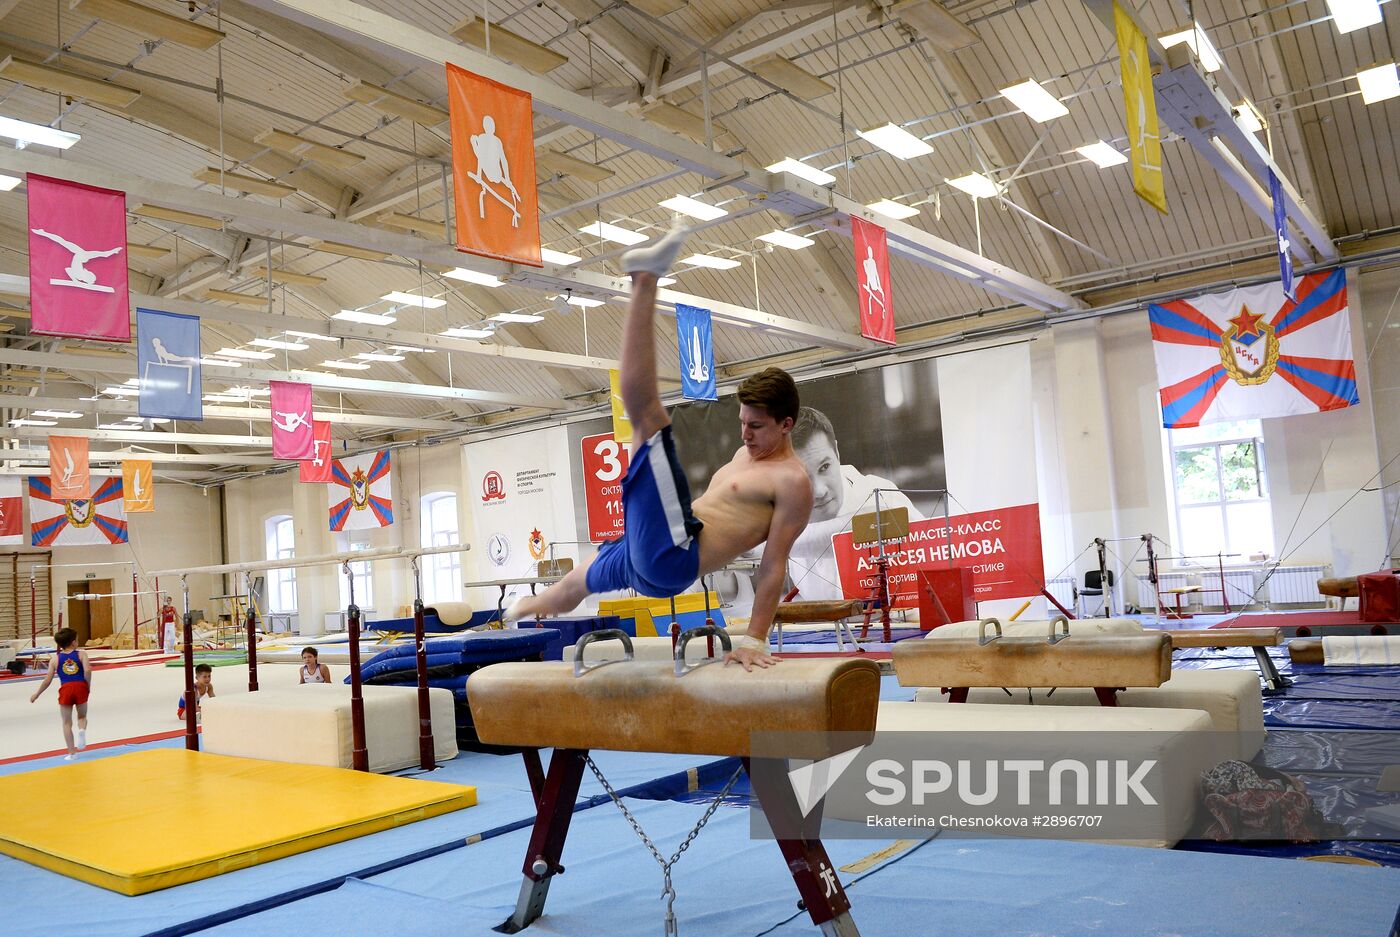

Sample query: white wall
[40,482,223,639]
[1028,266,1392,608]
[219,442,471,634]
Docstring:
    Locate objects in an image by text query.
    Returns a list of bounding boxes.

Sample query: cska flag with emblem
[1148,269,1358,428]
[29,476,128,546]
[328,450,393,531]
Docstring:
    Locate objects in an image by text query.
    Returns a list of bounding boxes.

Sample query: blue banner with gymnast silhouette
[676,303,716,401]
[136,308,202,421]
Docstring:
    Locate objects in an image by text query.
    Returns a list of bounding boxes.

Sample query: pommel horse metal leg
[745,757,861,936]
[1253,647,1289,693]
[497,748,588,934]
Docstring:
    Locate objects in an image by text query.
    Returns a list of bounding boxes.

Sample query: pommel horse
[469,626,882,936]
[892,618,1173,706]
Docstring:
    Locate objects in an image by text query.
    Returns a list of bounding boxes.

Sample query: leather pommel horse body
[469,628,882,936]
[893,620,1173,706]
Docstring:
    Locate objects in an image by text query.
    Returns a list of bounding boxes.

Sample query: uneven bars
[34,560,137,571]
[67,589,163,601]
[150,544,471,578]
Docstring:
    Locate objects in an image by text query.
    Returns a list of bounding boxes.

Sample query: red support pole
[29,576,36,650]
[132,571,139,651]
[347,599,368,772]
[412,596,435,771]
[181,610,198,752]
[246,605,260,693]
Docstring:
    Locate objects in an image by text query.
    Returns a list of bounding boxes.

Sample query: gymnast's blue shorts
[585,425,703,598]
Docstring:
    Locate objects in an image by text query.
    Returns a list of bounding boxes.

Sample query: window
[1168,419,1275,560]
[265,515,296,613]
[421,493,461,603]
[338,541,374,610]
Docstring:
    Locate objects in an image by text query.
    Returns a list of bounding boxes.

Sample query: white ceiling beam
[0,348,566,410]
[0,446,281,465]
[767,173,1087,313]
[247,0,1079,317]
[344,160,444,221]
[0,394,462,432]
[0,466,216,479]
[1079,0,1335,263]
[4,427,277,447]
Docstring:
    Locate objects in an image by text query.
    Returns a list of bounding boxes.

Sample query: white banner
[463,426,579,604]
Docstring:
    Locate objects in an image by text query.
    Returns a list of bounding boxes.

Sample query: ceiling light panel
[682,254,743,269]
[132,204,224,229]
[334,310,396,325]
[491,312,545,323]
[250,338,309,350]
[659,195,727,221]
[215,347,276,360]
[578,221,648,245]
[441,327,494,339]
[1326,0,1382,34]
[382,290,448,307]
[866,199,920,220]
[856,123,933,159]
[757,230,815,250]
[1358,63,1400,104]
[442,268,504,287]
[311,241,390,262]
[322,359,373,371]
[0,115,78,149]
[540,248,582,266]
[946,172,1002,198]
[765,158,836,186]
[247,267,326,287]
[1075,141,1128,168]
[999,78,1069,122]
[354,352,405,362]
[536,150,614,184]
[284,331,340,343]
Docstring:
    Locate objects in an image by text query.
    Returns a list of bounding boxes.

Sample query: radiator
[1135,573,1194,611]
[1265,565,1330,605]
[1045,576,1075,610]
[1199,570,1259,608]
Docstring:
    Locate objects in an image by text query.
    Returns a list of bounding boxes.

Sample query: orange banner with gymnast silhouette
[447,63,541,267]
[122,460,154,513]
[830,502,1044,606]
[48,434,90,501]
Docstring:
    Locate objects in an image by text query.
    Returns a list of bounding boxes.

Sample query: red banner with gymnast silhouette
[831,502,1044,606]
[27,174,131,342]
[853,216,894,346]
[447,64,541,267]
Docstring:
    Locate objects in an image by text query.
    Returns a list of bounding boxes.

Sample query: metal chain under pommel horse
[469,626,882,936]
[153,544,471,770]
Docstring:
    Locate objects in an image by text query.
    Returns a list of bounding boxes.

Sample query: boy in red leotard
[29,627,93,760]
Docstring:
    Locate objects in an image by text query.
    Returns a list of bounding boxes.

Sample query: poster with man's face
[567,357,947,601]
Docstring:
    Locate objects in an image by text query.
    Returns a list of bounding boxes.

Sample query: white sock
[76,729,86,750]
[621,219,691,276]
[63,753,74,761]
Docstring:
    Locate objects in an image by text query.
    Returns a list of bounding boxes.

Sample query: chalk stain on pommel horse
[893,618,1173,706]
[469,625,883,937]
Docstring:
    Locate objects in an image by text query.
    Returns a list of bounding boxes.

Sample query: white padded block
[202,684,457,773]
[566,635,723,664]
[912,669,1264,760]
[926,618,1143,639]
[846,701,1217,848]
[1321,634,1400,665]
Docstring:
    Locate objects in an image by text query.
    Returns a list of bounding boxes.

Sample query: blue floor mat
[0,744,725,937]
[215,799,916,937]
[763,837,1400,937]
[1265,698,1400,730]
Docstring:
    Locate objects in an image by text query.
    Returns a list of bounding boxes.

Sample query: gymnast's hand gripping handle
[572,628,634,677]
[977,618,1003,646]
[674,624,732,676]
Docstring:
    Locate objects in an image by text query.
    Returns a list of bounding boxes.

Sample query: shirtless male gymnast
[504,222,814,670]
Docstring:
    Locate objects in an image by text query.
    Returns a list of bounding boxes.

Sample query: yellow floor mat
[0,748,476,895]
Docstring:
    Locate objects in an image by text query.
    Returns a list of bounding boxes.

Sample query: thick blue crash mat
[355,630,559,682]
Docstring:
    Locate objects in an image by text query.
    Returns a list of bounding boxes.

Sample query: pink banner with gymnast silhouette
[27,174,130,342]
[853,216,894,346]
[269,380,315,460]
[447,63,541,267]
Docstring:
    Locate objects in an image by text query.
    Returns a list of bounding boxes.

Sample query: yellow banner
[608,369,632,445]
[1115,2,1167,215]
[122,460,154,513]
